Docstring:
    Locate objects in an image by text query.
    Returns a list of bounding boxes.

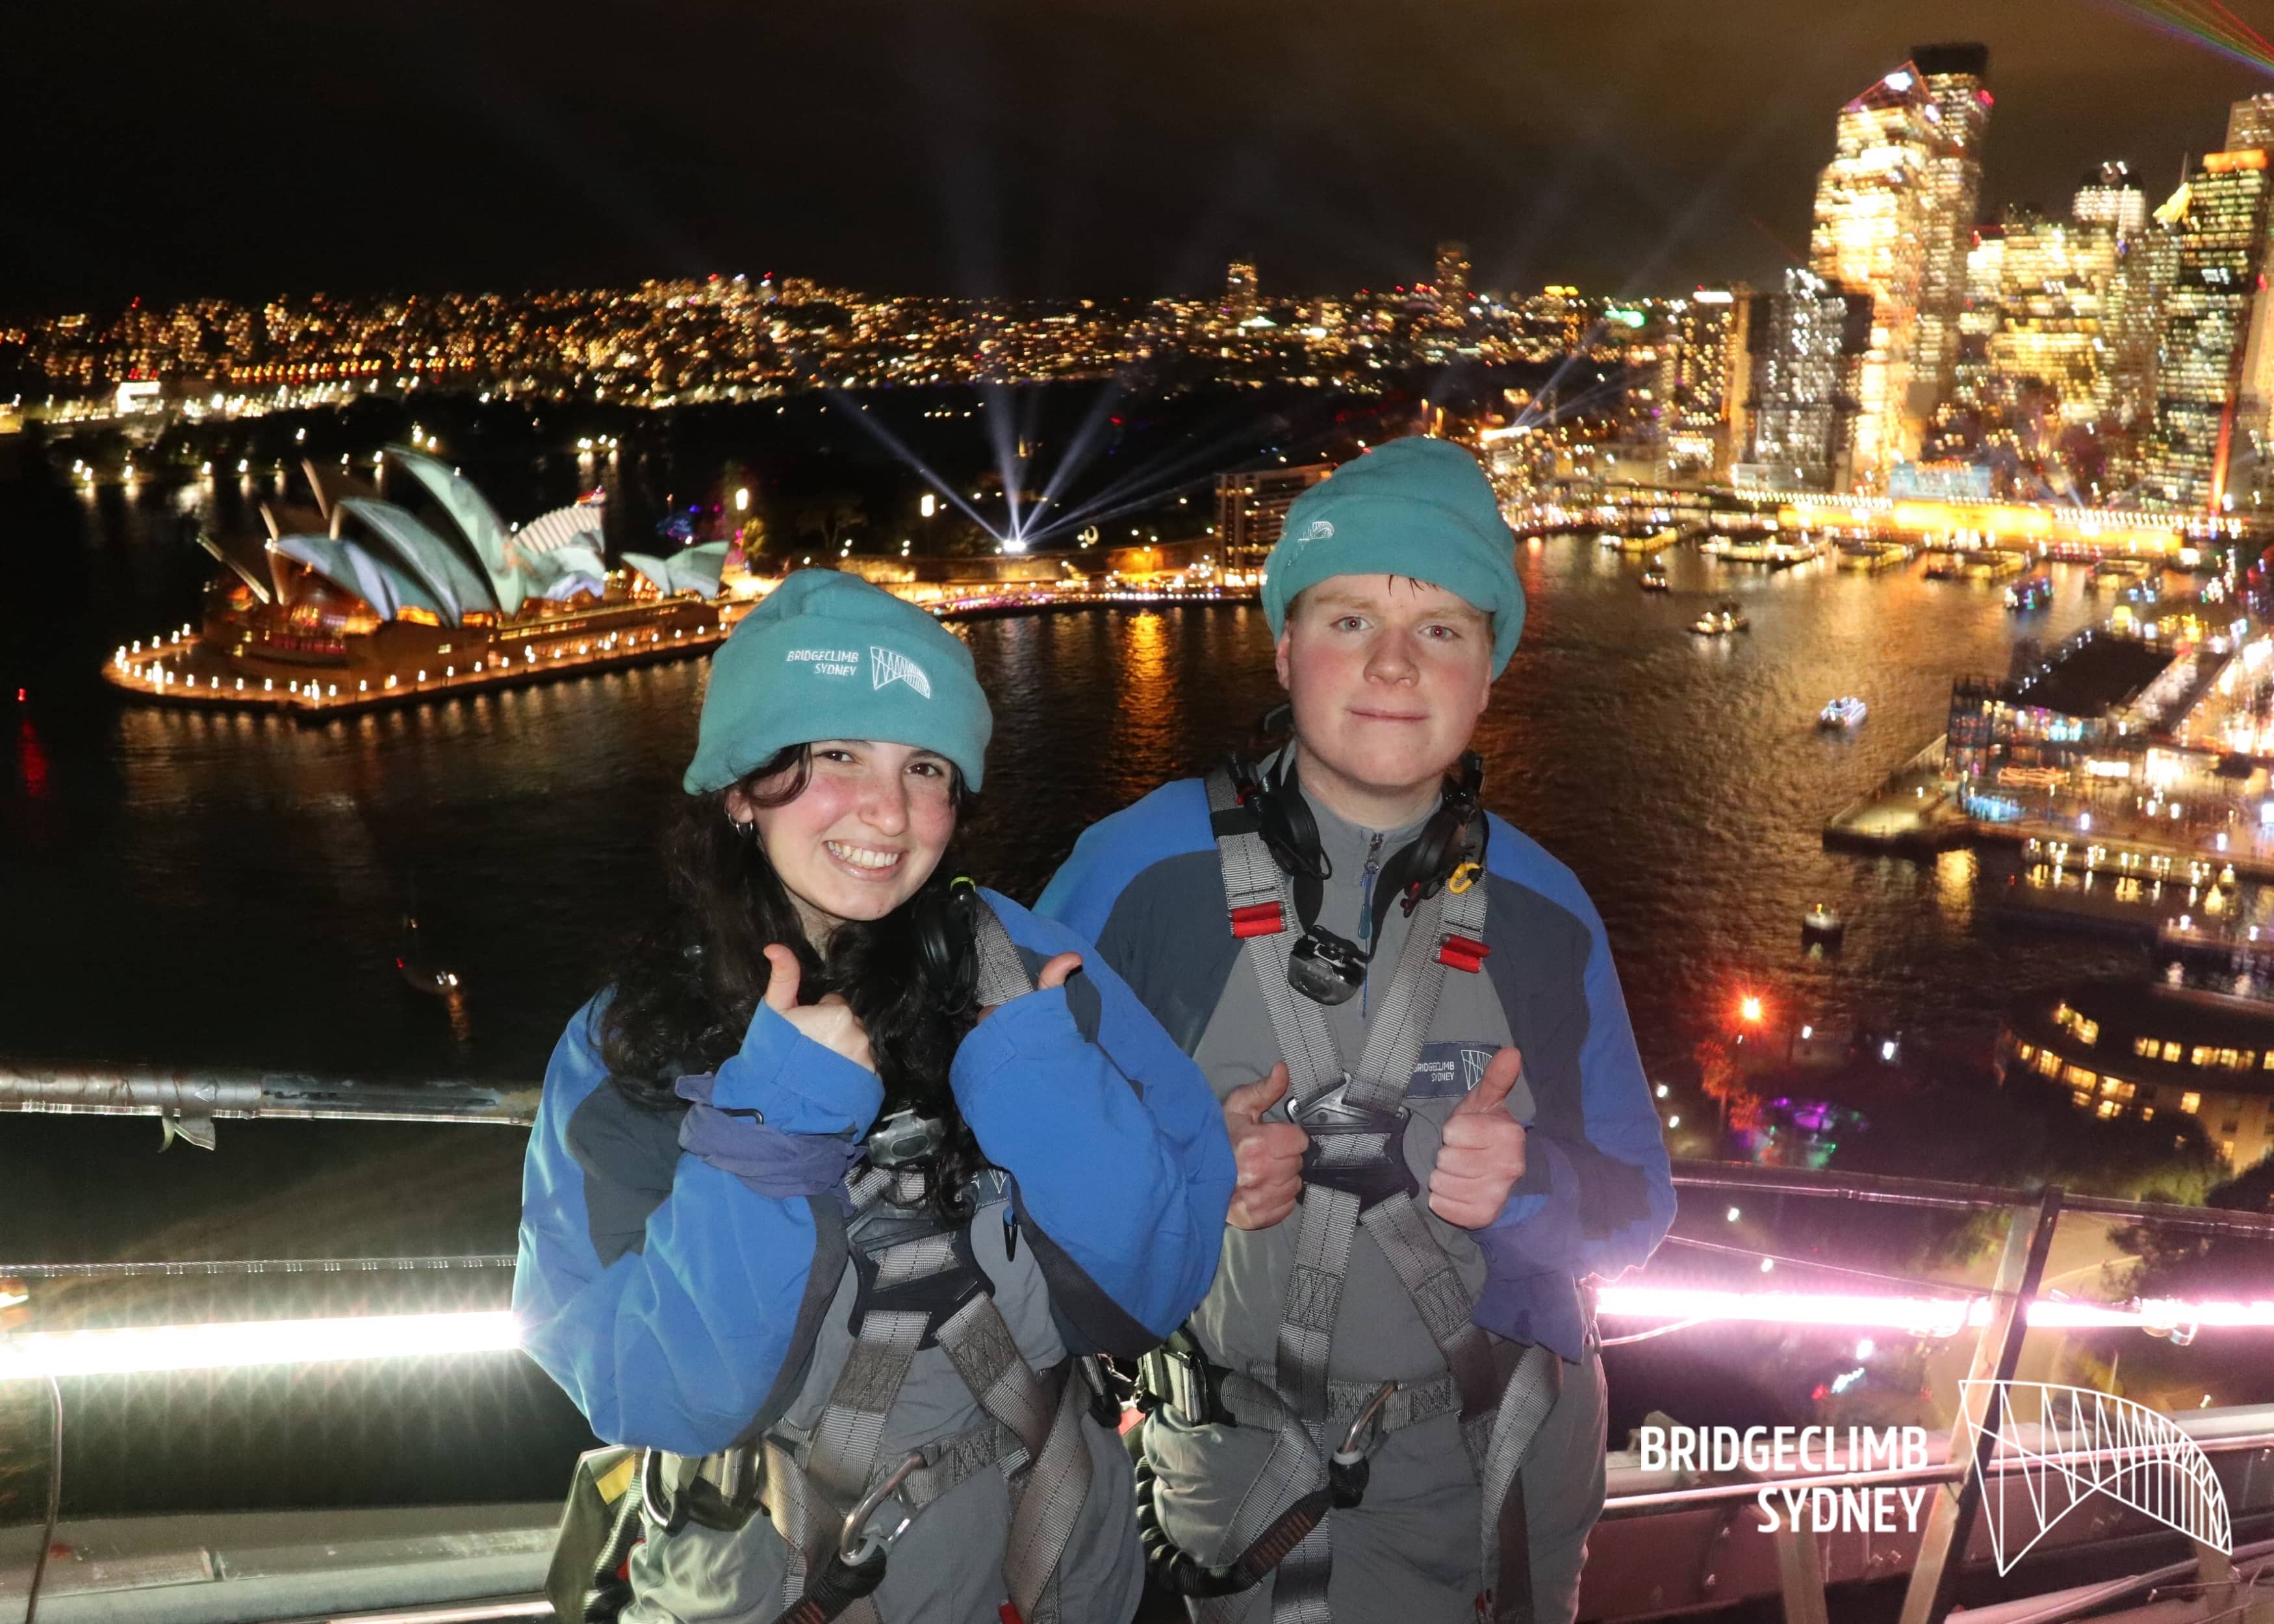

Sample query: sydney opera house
[109,446,747,711]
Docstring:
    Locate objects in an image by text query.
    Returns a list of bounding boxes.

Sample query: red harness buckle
[1437,933,1490,972]
[1229,902,1285,938]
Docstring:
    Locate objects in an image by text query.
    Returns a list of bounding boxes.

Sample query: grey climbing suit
[1184,766,1563,1624]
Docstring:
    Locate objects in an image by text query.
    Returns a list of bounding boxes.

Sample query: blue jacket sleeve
[512,996,876,1456]
[1476,884,1674,1285]
[950,893,1235,1356]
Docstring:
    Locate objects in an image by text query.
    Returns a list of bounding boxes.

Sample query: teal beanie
[684,570,993,793]
[1262,438,1524,676]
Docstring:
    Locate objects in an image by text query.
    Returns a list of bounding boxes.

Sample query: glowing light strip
[0,1311,521,1380]
[1596,1286,2274,1336]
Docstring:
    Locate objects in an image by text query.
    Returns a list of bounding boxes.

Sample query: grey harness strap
[756,894,1092,1624]
[646,896,1087,1623]
[1202,765,1557,1623]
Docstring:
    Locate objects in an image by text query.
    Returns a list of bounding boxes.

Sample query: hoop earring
[725,811,758,843]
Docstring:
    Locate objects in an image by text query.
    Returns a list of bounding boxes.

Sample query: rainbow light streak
[2097,0,2274,73]
[0,1310,521,1379]
[1598,1286,2274,1336]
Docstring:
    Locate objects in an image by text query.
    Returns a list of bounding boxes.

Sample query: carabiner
[1333,1380,1401,1465]
[839,1450,926,1567]
[1447,861,1482,896]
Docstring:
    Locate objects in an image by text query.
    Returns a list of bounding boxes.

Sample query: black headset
[912,875,984,1015]
[1229,714,1487,1005]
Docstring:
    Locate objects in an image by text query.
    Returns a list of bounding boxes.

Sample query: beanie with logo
[683,569,993,793]
[1260,437,1526,676]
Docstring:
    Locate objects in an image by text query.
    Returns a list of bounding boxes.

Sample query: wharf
[104,585,1257,718]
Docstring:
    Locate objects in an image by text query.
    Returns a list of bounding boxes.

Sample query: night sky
[7,0,2273,315]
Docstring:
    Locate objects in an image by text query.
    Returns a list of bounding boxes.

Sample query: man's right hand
[761,944,876,1074]
[1223,1063,1309,1230]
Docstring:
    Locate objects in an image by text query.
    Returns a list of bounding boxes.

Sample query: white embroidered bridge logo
[1960,1380,2231,1571]
[871,646,932,698]
[1297,518,1335,543]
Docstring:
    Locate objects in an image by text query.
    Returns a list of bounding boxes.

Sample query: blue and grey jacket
[513,889,1237,1461]
[1037,775,1674,1369]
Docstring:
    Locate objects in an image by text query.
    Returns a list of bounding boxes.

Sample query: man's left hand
[1428,1046,1528,1229]
[978,952,1082,1021]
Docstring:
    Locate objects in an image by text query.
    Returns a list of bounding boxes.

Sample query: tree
[795,496,865,556]
[1696,1036,1761,1138]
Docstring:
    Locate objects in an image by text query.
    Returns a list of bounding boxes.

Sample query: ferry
[1689,599,1749,636]
[1640,562,1670,592]
[2005,573,2054,611]
[2089,557,2151,592]
[1817,695,1867,730]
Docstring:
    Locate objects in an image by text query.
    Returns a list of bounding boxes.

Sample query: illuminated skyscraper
[2139,150,2274,510]
[1223,260,1258,326]
[1803,43,1989,490]
[2229,92,2274,153]
[2073,160,2149,237]
[1988,205,2116,425]
[1737,269,1871,492]
[1433,240,1471,311]
[1667,288,1746,475]
[1911,45,1993,427]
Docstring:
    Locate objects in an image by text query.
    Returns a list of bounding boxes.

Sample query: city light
[1598,1286,2274,1337]
[0,1311,522,1379]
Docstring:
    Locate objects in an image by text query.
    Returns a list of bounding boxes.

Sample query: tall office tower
[1223,260,1259,325]
[1804,43,1989,490]
[1667,288,1744,474]
[1738,269,1872,491]
[1950,224,2006,415]
[1910,45,1993,429]
[1433,240,1472,311]
[1989,205,2117,424]
[2229,92,2274,152]
[2140,150,2274,510]
[2073,160,2149,236]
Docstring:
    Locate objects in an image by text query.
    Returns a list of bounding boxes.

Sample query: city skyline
[9,3,2274,318]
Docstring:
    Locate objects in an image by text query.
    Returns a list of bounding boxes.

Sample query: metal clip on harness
[767,1451,926,1624]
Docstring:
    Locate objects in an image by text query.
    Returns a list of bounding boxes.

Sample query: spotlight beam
[822,391,1006,545]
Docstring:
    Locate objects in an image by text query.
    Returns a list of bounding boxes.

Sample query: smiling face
[1276,573,1496,827]
[727,740,958,943]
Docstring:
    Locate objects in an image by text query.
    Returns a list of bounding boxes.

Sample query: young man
[1038,437,1674,1623]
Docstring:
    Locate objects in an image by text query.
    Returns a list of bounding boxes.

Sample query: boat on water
[1689,599,1748,636]
[2006,573,2053,610]
[1641,563,1670,591]
[397,914,462,997]
[1802,903,1845,945]
[2089,557,2150,592]
[1818,695,1867,730]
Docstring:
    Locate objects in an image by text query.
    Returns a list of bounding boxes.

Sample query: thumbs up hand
[1222,1063,1309,1231]
[760,943,876,1074]
[1428,1047,1528,1230]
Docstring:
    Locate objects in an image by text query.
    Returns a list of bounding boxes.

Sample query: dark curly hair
[598,744,987,1218]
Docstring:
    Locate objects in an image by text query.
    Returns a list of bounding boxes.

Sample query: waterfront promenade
[101,581,1255,717]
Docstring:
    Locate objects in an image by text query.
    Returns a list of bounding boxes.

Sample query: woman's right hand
[761,944,875,1075]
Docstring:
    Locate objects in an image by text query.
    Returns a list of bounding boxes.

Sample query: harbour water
[0,454,2168,1514]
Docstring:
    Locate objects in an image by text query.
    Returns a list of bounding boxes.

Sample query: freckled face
[728,740,957,937]
[1276,574,1495,806]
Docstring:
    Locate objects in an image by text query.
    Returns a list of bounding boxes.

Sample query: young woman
[515,570,1234,1624]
